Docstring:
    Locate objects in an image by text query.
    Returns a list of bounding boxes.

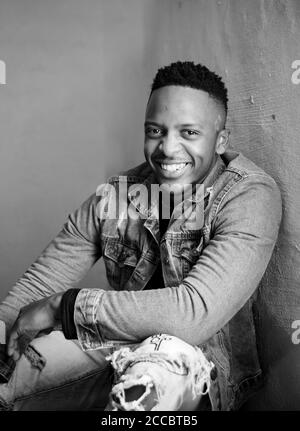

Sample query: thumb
[7,327,38,361]
[7,323,21,360]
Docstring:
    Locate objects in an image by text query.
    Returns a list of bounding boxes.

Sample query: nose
[158,132,181,157]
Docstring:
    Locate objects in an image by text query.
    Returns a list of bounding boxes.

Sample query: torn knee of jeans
[106,346,190,377]
[106,347,135,376]
[106,344,215,402]
[182,347,215,398]
[109,373,164,411]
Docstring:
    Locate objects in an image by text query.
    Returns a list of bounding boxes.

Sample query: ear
[215,129,230,155]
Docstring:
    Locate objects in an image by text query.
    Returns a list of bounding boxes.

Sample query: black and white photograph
[0,0,299,420]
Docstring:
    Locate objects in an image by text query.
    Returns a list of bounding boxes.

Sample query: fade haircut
[150,61,228,115]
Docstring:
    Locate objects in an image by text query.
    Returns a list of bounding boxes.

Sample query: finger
[12,348,21,362]
[7,339,21,361]
[7,324,20,358]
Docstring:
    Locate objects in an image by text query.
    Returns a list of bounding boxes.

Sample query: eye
[181,129,200,139]
[145,127,163,138]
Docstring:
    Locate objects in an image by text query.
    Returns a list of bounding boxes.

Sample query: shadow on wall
[244,292,300,410]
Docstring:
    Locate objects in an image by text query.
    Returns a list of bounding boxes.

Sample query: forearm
[0,193,102,330]
[74,232,275,349]
[0,229,87,329]
[73,176,282,350]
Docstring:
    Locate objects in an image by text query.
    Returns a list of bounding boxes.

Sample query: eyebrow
[144,121,162,127]
[180,123,205,129]
[144,121,205,129]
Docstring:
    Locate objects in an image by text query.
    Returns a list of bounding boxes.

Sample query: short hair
[150,61,228,114]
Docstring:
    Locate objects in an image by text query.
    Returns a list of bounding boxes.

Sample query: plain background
[0,0,299,409]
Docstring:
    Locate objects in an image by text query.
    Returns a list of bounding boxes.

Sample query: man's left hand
[7,292,63,361]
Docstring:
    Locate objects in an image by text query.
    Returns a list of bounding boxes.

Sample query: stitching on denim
[14,365,111,403]
[75,289,107,349]
[213,172,276,221]
[210,174,243,221]
[107,349,187,376]
[117,356,189,377]
[232,369,263,393]
[229,370,263,410]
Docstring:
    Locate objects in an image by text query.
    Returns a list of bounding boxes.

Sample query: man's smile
[154,161,191,178]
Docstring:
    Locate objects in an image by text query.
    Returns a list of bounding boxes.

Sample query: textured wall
[142,0,300,410]
[0,0,299,409]
[0,0,148,294]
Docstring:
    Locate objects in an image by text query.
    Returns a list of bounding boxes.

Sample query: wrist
[60,289,80,340]
[48,292,64,323]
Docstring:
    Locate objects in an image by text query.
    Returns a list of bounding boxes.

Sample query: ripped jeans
[0,330,215,411]
[106,334,214,411]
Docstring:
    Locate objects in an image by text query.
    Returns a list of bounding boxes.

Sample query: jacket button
[164,257,169,265]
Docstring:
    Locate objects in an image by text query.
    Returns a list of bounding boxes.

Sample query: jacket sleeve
[0,193,102,329]
[74,174,282,350]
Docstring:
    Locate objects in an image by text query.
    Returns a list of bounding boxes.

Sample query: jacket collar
[128,155,226,218]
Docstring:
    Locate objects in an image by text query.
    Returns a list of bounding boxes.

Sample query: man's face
[144,85,227,191]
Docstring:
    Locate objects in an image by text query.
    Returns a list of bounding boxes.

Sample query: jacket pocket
[103,239,139,290]
[178,236,204,278]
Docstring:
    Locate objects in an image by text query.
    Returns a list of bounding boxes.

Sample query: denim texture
[105,334,214,411]
[0,332,46,384]
[0,344,15,384]
[0,150,282,410]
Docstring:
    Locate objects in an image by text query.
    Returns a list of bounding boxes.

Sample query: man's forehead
[145,85,221,125]
[147,85,211,107]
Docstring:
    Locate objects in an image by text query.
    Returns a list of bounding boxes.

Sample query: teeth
[160,163,187,172]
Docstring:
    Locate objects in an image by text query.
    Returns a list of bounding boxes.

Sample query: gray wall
[0,0,299,409]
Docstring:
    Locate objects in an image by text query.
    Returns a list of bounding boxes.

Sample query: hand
[7,292,64,361]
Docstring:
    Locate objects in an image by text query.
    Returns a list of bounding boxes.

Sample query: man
[0,61,282,411]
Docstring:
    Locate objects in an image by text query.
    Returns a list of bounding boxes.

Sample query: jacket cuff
[61,289,81,339]
[74,288,109,350]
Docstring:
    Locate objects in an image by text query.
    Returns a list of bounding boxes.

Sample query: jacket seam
[210,174,243,221]
[212,172,277,221]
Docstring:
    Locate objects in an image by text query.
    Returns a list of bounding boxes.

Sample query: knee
[137,333,197,357]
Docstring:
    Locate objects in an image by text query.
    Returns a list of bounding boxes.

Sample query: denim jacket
[0,150,282,410]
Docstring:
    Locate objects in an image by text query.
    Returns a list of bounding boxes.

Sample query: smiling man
[0,61,282,411]
[144,84,228,191]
